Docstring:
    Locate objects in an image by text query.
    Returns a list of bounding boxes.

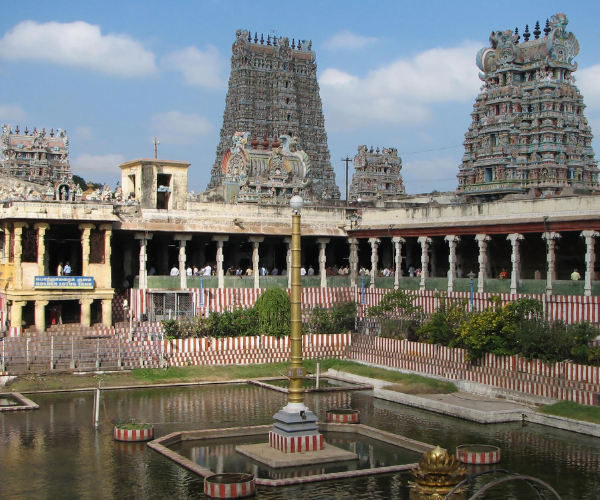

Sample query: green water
[0,384,598,499]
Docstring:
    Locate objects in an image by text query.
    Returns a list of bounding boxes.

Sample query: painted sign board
[34,276,95,289]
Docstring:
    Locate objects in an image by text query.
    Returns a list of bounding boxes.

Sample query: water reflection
[0,384,598,499]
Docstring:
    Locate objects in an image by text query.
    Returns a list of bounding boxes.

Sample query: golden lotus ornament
[408,446,468,500]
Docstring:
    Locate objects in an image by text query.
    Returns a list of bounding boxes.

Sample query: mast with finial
[153,136,159,159]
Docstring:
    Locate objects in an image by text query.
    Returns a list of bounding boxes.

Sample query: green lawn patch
[130,363,291,383]
[537,401,600,425]
[310,358,458,394]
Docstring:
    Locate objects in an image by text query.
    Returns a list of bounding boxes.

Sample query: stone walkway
[327,369,600,437]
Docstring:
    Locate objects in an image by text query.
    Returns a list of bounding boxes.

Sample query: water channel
[0,384,598,499]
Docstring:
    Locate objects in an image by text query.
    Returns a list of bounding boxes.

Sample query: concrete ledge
[375,388,525,424]
[0,392,39,411]
[236,442,357,468]
[148,423,432,487]
[329,369,600,437]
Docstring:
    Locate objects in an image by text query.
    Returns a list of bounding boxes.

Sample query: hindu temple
[456,14,598,201]
[206,30,340,203]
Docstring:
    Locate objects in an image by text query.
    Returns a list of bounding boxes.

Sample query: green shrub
[306,302,357,334]
[254,288,291,338]
[456,296,543,360]
[368,289,422,338]
[417,294,468,345]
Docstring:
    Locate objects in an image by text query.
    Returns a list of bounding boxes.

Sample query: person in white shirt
[456,264,463,278]
[203,265,211,276]
[307,265,315,275]
[63,261,72,275]
[260,266,267,276]
[382,267,389,277]
[408,266,415,277]
[193,266,199,276]
[300,266,307,276]
[186,267,192,277]
[170,266,179,276]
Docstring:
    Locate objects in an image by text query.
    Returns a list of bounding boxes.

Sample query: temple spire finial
[544,19,551,36]
[533,21,541,39]
[523,24,530,42]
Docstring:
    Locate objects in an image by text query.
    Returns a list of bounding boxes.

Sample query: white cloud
[161,45,224,89]
[73,126,94,141]
[578,65,600,111]
[71,153,125,176]
[402,157,459,194]
[320,41,482,131]
[323,30,378,50]
[151,110,213,144]
[0,103,27,122]
[0,20,157,77]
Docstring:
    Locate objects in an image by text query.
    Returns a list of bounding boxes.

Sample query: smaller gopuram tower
[349,145,405,202]
[1,125,72,184]
[208,30,340,203]
[457,13,598,200]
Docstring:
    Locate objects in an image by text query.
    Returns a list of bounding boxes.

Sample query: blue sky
[2,0,600,195]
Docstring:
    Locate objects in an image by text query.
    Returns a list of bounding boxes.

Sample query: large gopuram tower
[208,30,340,201]
[457,14,598,200]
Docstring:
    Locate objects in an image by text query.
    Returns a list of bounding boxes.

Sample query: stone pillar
[2,224,10,264]
[10,300,25,328]
[35,223,50,276]
[417,236,432,290]
[79,223,95,277]
[285,237,292,289]
[101,298,113,327]
[368,238,380,288]
[212,235,229,289]
[13,222,27,289]
[35,300,49,332]
[80,298,93,327]
[430,241,437,278]
[445,235,460,292]
[174,234,192,289]
[249,236,264,289]
[507,233,524,295]
[317,238,329,288]
[542,232,561,295]
[392,237,405,290]
[100,223,113,273]
[135,232,153,289]
[581,231,599,296]
[348,237,359,287]
[475,234,491,293]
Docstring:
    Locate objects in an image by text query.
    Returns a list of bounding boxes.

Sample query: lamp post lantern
[467,271,476,311]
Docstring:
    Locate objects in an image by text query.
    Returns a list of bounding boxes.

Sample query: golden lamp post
[269,195,322,453]
[287,194,306,405]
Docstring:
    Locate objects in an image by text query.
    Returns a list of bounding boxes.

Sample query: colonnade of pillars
[135,230,599,296]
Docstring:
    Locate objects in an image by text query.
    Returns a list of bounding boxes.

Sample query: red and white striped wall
[325,409,360,424]
[127,287,600,327]
[456,445,501,464]
[204,475,256,499]
[113,425,154,442]
[268,431,324,453]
